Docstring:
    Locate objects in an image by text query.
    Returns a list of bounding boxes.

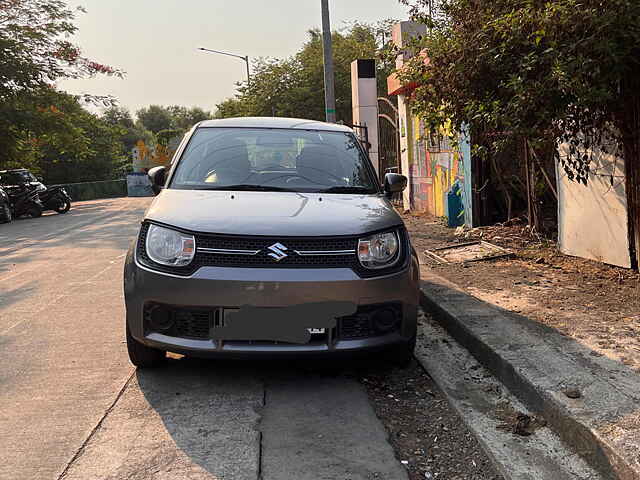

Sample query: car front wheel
[126,323,167,368]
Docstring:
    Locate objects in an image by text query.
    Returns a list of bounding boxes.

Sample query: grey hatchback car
[124,117,419,368]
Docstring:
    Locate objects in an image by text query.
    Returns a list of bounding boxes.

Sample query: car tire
[387,336,416,368]
[0,204,11,224]
[126,323,167,368]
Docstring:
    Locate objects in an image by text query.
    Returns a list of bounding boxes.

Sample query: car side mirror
[148,166,166,195]
[384,173,407,197]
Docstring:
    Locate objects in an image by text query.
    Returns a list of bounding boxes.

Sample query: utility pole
[321,0,336,123]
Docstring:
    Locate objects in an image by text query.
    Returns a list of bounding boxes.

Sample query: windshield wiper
[197,184,293,192]
[319,186,376,194]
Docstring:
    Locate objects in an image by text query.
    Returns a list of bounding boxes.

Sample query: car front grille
[144,303,402,342]
[136,222,408,278]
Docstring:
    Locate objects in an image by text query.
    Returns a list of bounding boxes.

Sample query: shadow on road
[0,280,38,311]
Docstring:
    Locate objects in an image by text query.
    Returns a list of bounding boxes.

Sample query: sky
[58,1,409,115]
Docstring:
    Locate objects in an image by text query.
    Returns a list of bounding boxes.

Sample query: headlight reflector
[358,231,400,269]
[145,224,195,266]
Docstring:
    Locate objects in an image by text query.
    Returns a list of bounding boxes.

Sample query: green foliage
[102,106,154,153]
[0,0,125,183]
[0,0,122,102]
[156,128,184,147]
[399,0,640,183]
[135,105,175,134]
[0,89,126,184]
[136,105,210,134]
[214,21,397,122]
[166,106,210,130]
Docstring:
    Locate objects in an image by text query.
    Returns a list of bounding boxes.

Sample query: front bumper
[124,246,419,358]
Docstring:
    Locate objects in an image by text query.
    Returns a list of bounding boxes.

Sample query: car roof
[196,117,354,133]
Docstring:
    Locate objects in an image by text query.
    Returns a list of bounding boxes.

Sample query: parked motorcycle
[5,184,44,219]
[39,185,72,214]
[0,186,11,223]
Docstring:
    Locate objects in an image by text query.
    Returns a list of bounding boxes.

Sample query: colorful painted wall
[407,116,466,219]
[131,135,182,173]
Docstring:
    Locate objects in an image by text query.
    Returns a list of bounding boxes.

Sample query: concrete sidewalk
[418,264,640,480]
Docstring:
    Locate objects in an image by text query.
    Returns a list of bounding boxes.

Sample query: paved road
[0,197,407,480]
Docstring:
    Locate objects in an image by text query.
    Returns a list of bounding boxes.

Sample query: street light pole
[198,47,251,87]
[321,0,336,123]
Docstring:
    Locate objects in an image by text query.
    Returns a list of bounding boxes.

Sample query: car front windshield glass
[169,127,378,193]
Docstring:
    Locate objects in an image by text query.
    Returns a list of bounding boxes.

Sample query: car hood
[144,189,403,236]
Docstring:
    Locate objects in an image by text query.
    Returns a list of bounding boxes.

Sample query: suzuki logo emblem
[267,242,288,261]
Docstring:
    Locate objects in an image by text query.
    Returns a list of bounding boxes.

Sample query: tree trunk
[524,138,541,232]
[619,75,640,270]
[490,154,512,221]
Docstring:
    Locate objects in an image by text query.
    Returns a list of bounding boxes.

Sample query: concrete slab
[60,359,264,480]
[260,374,408,480]
[0,198,152,480]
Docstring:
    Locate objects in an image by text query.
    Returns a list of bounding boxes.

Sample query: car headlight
[145,224,195,266]
[358,231,400,269]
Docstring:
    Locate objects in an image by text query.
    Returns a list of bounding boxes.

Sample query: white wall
[350,60,379,175]
[557,144,631,268]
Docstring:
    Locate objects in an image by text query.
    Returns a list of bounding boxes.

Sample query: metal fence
[55,179,127,201]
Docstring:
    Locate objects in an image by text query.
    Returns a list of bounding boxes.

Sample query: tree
[102,106,154,154]
[0,89,126,183]
[135,105,175,134]
[102,106,135,129]
[399,0,640,186]
[0,0,122,176]
[0,0,122,102]
[214,21,397,122]
[166,106,211,130]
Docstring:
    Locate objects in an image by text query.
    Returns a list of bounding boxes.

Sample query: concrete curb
[418,265,640,480]
[414,312,599,479]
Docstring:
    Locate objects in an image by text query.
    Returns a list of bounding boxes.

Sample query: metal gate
[348,123,371,155]
[378,97,402,206]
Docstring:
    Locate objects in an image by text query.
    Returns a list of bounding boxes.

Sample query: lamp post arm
[198,47,251,86]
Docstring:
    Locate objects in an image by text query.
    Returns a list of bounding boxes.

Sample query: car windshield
[169,127,378,193]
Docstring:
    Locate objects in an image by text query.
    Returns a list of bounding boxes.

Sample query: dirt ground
[358,359,502,480]
[404,213,640,372]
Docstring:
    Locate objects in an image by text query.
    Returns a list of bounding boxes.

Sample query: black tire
[54,199,71,214]
[28,206,42,218]
[126,323,167,368]
[387,336,416,368]
[0,204,11,224]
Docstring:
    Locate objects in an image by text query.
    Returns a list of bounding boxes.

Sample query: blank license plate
[223,310,325,335]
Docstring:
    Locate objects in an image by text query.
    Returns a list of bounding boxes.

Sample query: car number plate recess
[222,309,325,334]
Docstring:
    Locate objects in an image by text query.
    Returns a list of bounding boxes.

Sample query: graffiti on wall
[131,135,182,173]
[408,116,464,218]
